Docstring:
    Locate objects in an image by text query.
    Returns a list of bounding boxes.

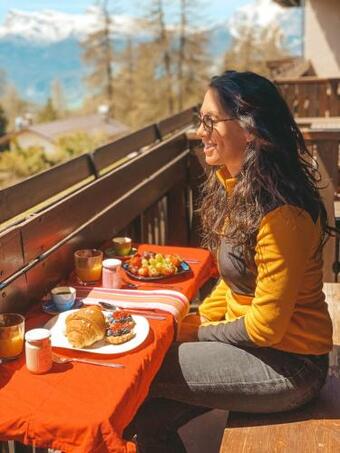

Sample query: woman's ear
[244,131,255,143]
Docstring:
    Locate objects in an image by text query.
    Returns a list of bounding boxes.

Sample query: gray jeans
[125,342,329,453]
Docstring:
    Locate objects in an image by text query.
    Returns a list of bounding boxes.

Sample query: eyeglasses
[193,112,235,134]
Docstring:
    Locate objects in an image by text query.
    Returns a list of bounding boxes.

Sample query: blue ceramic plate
[41,298,83,315]
[122,261,191,281]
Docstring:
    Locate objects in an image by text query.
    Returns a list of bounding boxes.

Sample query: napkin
[74,286,190,324]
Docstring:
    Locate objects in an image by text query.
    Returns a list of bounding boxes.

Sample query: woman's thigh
[150,341,328,413]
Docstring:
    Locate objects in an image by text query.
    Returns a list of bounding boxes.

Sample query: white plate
[44,309,150,354]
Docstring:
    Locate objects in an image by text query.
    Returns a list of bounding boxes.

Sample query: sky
[0,0,252,24]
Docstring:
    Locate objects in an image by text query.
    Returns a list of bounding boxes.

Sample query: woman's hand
[200,315,209,324]
[176,313,202,342]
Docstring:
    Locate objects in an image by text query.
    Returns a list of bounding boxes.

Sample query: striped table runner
[74,286,189,323]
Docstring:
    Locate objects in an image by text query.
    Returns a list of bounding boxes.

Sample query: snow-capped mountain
[0,6,145,43]
[229,0,302,53]
[230,0,284,31]
[0,0,302,107]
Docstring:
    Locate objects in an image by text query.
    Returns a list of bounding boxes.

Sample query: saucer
[104,247,137,261]
[42,298,83,315]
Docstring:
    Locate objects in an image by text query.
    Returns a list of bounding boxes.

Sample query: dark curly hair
[199,70,330,266]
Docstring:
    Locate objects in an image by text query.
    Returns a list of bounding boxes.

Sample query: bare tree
[176,0,210,110]
[114,37,139,127]
[0,84,28,129]
[128,40,166,127]
[147,0,174,115]
[0,69,7,98]
[222,21,289,77]
[82,0,117,116]
[51,79,67,118]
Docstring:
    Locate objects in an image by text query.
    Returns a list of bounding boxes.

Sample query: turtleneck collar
[216,167,237,193]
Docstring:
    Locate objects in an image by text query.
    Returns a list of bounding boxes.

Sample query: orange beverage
[0,313,25,360]
[75,263,102,282]
[74,249,103,284]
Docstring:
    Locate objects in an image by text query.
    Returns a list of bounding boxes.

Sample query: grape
[149,266,160,277]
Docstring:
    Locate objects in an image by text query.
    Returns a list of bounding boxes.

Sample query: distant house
[12,113,129,156]
[274,0,340,77]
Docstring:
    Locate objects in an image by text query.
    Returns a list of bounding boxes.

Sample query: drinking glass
[74,249,103,285]
[0,313,25,361]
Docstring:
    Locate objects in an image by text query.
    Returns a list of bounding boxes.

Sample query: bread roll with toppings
[65,306,106,348]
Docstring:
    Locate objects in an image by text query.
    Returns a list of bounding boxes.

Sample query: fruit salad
[126,251,183,278]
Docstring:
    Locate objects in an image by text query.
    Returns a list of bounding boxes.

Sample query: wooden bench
[220,283,340,453]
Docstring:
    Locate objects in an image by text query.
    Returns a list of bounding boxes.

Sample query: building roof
[25,114,129,142]
[273,0,301,6]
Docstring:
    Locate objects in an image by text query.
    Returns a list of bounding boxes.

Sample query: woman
[126,71,333,452]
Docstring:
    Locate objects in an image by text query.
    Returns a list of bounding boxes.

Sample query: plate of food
[44,306,149,354]
[122,251,191,281]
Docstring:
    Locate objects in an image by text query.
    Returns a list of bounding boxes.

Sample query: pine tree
[176,0,210,111]
[51,79,66,117]
[147,0,175,116]
[222,21,289,77]
[81,0,116,116]
[0,69,7,98]
[132,41,167,127]
[37,98,58,123]
[0,103,8,136]
[114,38,138,128]
[0,84,28,130]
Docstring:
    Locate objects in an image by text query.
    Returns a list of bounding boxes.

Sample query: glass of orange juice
[74,249,103,285]
[0,313,25,361]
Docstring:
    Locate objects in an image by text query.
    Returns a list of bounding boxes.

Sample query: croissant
[65,306,106,348]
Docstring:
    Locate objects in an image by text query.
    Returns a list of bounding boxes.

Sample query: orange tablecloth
[0,245,216,452]
[123,243,218,300]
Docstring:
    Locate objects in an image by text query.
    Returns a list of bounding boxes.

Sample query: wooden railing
[0,107,196,228]
[304,130,340,195]
[275,77,340,117]
[0,108,204,317]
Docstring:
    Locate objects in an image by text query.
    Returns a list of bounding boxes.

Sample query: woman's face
[196,88,248,175]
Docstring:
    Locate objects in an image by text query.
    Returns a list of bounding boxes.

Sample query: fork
[52,354,125,368]
[98,301,167,320]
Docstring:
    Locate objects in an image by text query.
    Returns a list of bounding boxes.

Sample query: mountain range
[0,0,302,108]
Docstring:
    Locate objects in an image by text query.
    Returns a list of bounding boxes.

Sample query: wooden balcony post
[166,182,190,246]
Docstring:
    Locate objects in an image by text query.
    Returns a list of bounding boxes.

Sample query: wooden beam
[0,154,94,224]
[20,135,188,263]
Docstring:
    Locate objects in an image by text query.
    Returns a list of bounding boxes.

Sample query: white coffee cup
[51,286,76,312]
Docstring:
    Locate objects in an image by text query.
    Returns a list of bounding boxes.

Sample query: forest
[0,0,289,188]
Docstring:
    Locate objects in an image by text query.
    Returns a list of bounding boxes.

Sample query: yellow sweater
[199,171,333,355]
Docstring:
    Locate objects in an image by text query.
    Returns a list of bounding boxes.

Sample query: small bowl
[112,237,132,256]
[51,286,76,312]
